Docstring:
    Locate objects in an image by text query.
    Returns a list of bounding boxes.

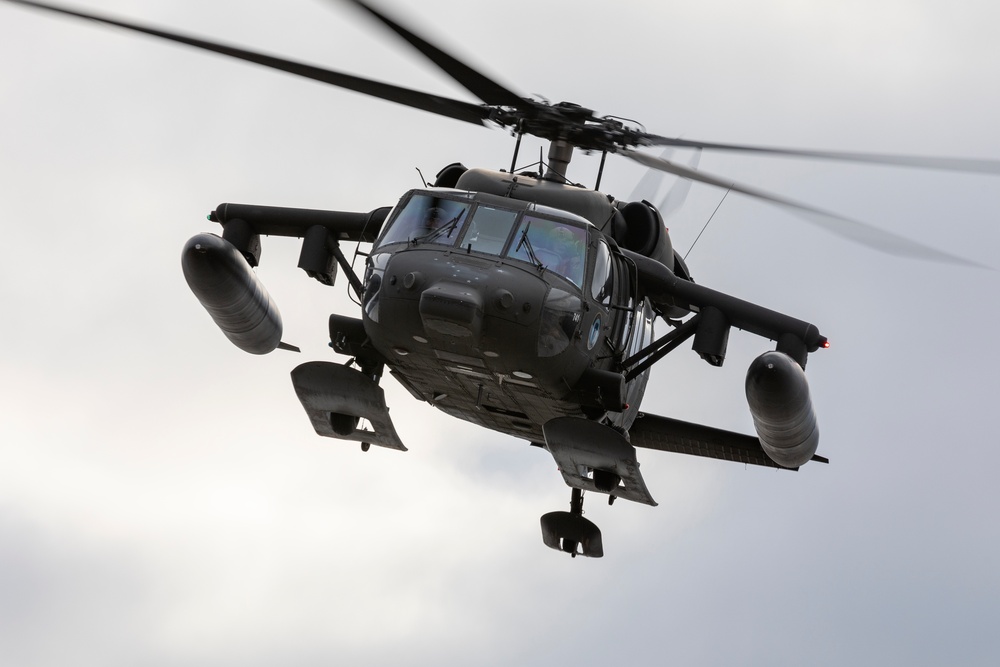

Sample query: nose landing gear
[540,488,604,558]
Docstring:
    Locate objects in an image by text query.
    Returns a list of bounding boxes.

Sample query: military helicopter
[8,0,999,558]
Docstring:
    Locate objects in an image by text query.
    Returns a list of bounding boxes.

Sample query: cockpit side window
[375,194,471,249]
[508,216,588,288]
[459,205,519,256]
[591,239,614,307]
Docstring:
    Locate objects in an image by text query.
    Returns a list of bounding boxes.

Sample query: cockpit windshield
[376,194,471,248]
[376,192,589,289]
[509,216,587,288]
[462,205,519,255]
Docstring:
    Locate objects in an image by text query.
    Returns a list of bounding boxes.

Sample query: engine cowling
[617,200,674,269]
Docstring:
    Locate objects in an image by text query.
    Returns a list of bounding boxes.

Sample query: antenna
[684,187,732,261]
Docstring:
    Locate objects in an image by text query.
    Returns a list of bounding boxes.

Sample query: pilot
[420,206,447,234]
[550,226,585,285]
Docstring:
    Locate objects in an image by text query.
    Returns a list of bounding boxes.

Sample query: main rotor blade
[341,0,528,109]
[628,147,701,217]
[658,149,701,218]
[636,134,1000,176]
[3,0,491,126]
[628,148,674,202]
[623,149,987,268]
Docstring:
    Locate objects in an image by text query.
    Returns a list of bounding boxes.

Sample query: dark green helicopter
[9,0,999,558]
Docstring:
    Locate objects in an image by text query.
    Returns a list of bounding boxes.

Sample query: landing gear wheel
[540,488,604,558]
[328,412,359,436]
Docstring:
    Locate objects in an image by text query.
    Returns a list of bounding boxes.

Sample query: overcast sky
[2,1,999,665]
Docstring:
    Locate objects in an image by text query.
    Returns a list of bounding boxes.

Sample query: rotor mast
[543,139,575,182]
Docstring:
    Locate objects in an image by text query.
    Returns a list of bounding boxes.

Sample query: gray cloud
[1,1,998,665]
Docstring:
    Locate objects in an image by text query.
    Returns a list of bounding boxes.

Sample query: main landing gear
[540,488,604,558]
[290,361,407,451]
[538,416,661,559]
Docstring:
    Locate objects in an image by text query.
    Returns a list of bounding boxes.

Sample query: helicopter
[6,0,999,559]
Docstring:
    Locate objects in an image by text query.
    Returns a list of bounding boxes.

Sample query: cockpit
[375,191,591,288]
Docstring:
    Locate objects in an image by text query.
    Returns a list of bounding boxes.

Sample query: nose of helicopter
[363,249,556,376]
[418,280,485,341]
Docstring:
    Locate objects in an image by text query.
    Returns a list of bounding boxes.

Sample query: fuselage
[361,188,654,443]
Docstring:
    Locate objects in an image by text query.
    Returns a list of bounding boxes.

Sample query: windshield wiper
[413,209,466,244]
[515,222,544,270]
